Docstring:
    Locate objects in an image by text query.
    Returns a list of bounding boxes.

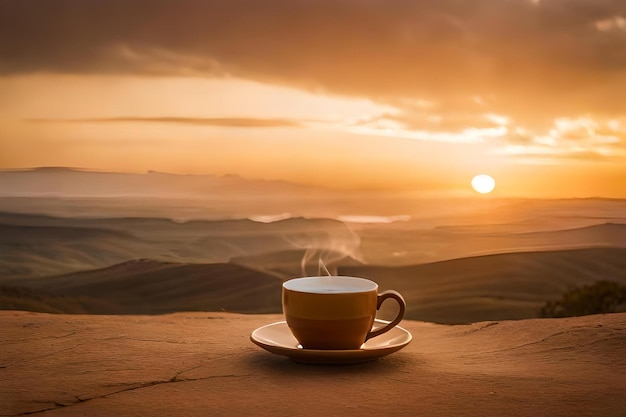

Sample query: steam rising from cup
[280,221,362,277]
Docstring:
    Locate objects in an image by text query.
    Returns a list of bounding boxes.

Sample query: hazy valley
[1,168,626,324]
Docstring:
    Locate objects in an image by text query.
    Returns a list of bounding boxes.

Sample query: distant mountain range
[2,167,626,229]
[0,167,331,197]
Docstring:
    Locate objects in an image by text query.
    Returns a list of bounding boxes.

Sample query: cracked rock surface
[1,311,625,416]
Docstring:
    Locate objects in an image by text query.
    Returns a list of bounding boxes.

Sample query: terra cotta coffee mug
[282,276,406,350]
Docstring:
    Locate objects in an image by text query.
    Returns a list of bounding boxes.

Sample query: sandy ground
[1,311,625,417]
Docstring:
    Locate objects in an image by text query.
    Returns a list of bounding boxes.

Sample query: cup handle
[365,290,406,341]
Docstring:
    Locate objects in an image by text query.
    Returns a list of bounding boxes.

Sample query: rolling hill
[0,212,361,279]
[1,260,281,314]
[357,222,626,265]
[340,247,626,324]
[3,248,626,324]
[0,222,155,279]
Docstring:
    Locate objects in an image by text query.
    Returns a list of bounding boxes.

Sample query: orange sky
[1,0,625,197]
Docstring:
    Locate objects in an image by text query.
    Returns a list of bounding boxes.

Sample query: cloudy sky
[1,0,625,196]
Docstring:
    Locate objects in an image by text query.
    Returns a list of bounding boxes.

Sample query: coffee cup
[282,276,406,350]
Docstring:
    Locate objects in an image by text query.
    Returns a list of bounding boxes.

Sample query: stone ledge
[1,311,625,416]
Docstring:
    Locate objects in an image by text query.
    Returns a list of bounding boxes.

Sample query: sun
[471,174,496,194]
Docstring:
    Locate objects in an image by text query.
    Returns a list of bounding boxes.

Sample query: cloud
[2,1,626,111]
[2,0,626,159]
[25,117,301,128]
[495,115,626,161]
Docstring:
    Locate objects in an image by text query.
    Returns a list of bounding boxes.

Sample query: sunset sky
[1,0,625,197]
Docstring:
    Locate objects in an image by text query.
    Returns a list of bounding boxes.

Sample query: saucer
[250,319,412,364]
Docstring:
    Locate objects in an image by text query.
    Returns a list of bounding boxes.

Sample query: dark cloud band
[3,0,626,135]
[25,117,301,128]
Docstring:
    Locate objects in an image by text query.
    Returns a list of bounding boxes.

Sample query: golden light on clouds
[595,16,626,32]
[0,0,625,197]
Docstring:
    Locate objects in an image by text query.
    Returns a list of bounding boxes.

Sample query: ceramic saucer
[250,319,412,364]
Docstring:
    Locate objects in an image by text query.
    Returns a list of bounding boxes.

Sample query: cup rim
[283,276,378,294]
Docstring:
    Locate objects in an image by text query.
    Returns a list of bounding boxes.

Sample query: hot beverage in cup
[282,276,406,350]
